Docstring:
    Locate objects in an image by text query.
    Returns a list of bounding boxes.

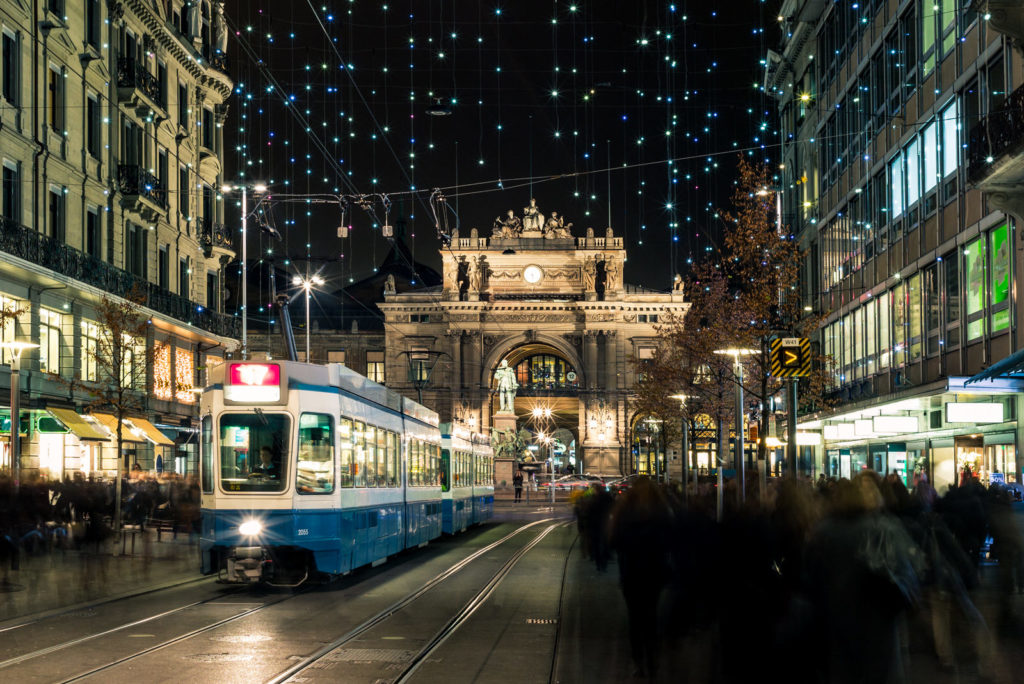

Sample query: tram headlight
[238,519,264,537]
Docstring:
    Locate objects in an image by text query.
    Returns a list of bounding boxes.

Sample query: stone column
[585,331,599,389]
[446,329,462,388]
[603,331,617,391]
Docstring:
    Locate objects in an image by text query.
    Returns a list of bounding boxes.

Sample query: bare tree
[56,286,156,534]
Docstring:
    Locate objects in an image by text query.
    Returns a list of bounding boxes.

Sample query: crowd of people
[0,470,201,573]
[574,472,1024,682]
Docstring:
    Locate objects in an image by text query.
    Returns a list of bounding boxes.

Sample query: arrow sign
[784,350,799,365]
[769,337,811,377]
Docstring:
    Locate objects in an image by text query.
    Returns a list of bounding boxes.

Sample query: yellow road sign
[770,337,811,378]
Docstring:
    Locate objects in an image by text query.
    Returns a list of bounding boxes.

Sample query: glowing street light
[292,274,325,362]
[713,348,759,507]
[1,341,38,492]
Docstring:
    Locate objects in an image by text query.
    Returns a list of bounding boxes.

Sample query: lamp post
[222,182,268,360]
[292,274,325,361]
[713,348,759,506]
[670,394,693,503]
[2,341,39,493]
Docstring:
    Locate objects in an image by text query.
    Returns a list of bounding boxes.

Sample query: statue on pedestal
[215,3,228,54]
[522,198,545,232]
[544,211,573,238]
[582,256,597,292]
[494,359,518,413]
[493,209,522,238]
[383,273,396,295]
[605,258,620,291]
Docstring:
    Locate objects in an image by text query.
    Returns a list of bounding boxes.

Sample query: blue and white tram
[198,360,443,584]
[440,424,474,534]
[470,431,494,525]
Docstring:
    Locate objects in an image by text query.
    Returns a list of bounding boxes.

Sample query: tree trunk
[113,420,124,550]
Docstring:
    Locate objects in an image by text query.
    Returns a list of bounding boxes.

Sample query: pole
[304,285,311,361]
[787,378,798,478]
[10,357,20,494]
[775,189,783,234]
[681,414,689,504]
[735,359,745,504]
[716,417,725,521]
[240,186,248,360]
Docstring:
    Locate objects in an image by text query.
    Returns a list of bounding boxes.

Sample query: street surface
[0,499,1021,683]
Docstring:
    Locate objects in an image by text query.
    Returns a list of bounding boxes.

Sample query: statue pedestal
[492,411,517,434]
[520,230,544,239]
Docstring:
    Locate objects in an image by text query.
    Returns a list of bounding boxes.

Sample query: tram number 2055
[297,529,309,536]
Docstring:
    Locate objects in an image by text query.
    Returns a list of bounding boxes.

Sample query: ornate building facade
[378,202,688,478]
[0,0,237,479]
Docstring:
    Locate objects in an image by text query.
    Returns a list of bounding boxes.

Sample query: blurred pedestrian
[513,471,523,503]
[610,477,673,679]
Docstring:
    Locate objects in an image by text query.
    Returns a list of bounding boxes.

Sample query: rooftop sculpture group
[492,199,573,239]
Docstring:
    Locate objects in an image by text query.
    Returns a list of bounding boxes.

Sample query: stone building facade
[378,209,688,478]
[0,0,237,479]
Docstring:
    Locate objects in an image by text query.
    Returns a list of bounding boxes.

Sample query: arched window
[631,416,664,476]
[513,354,579,391]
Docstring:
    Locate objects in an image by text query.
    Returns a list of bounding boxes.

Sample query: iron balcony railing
[117,164,167,209]
[0,215,240,339]
[200,219,234,256]
[968,82,1024,183]
[116,57,165,109]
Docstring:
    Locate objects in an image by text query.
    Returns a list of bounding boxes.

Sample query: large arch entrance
[630,414,666,478]
[490,343,582,473]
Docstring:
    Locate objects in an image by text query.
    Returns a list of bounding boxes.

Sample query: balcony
[116,57,166,119]
[968,82,1024,194]
[0,215,240,339]
[200,219,236,259]
[117,164,167,222]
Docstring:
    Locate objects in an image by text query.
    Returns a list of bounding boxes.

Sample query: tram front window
[219,413,290,492]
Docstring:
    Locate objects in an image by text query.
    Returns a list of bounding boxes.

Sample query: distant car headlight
[239,519,263,536]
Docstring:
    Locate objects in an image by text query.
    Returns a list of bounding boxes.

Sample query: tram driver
[250,445,280,479]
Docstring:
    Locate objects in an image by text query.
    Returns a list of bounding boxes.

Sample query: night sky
[221,1,777,324]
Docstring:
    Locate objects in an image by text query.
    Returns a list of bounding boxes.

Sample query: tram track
[2,519,555,682]
[269,519,571,684]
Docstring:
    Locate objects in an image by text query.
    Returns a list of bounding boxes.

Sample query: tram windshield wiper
[254,408,268,425]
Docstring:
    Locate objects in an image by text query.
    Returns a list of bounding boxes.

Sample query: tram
[440,424,494,534]
[198,359,463,585]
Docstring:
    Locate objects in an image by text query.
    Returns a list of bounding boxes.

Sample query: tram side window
[201,415,212,493]
[339,419,353,487]
[386,431,398,487]
[375,427,386,486]
[219,413,289,492]
[411,439,422,486]
[430,444,440,486]
[365,425,377,487]
[353,421,367,487]
[297,413,334,494]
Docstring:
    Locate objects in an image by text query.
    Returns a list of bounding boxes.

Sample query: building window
[177,80,188,128]
[206,271,218,310]
[48,65,63,131]
[3,161,20,222]
[990,224,1011,334]
[637,314,658,323]
[964,236,987,341]
[125,222,147,277]
[202,107,214,149]
[154,343,172,399]
[327,350,346,365]
[158,147,169,194]
[87,93,101,158]
[85,0,100,48]
[179,256,190,298]
[80,320,98,381]
[410,313,429,323]
[513,353,579,391]
[86,207,101,258]
[48,185,64,241]
[178,165,189,217]
[47,0,64,16]
[176,347,194,402]
[122,117,142,167]
[157,61,168,108]
[158,245,169,289]
[366,350,385,383]
[2,30,18,106]
[943,250,960,350]
[39,308,62,375]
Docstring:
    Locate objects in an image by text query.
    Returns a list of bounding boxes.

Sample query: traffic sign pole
[787,379,798,479]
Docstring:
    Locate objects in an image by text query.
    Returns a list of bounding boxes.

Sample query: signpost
[769,337,810,479]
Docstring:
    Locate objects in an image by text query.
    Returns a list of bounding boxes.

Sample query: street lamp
[221,182,268,360]
[1,341,38,493]
[670,394,694,501]
[292,274,325,361]
[713,348,759,506]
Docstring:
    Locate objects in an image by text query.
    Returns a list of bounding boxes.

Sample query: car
[605,473,648,495]
[539,474,605,492]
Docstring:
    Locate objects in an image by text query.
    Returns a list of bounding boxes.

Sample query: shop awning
[47,408,109,441]
[965,347,1024,384]
[124,417,175,447]
[89,413,146,443]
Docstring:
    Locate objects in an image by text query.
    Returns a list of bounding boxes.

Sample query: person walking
[513,471,523,503]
